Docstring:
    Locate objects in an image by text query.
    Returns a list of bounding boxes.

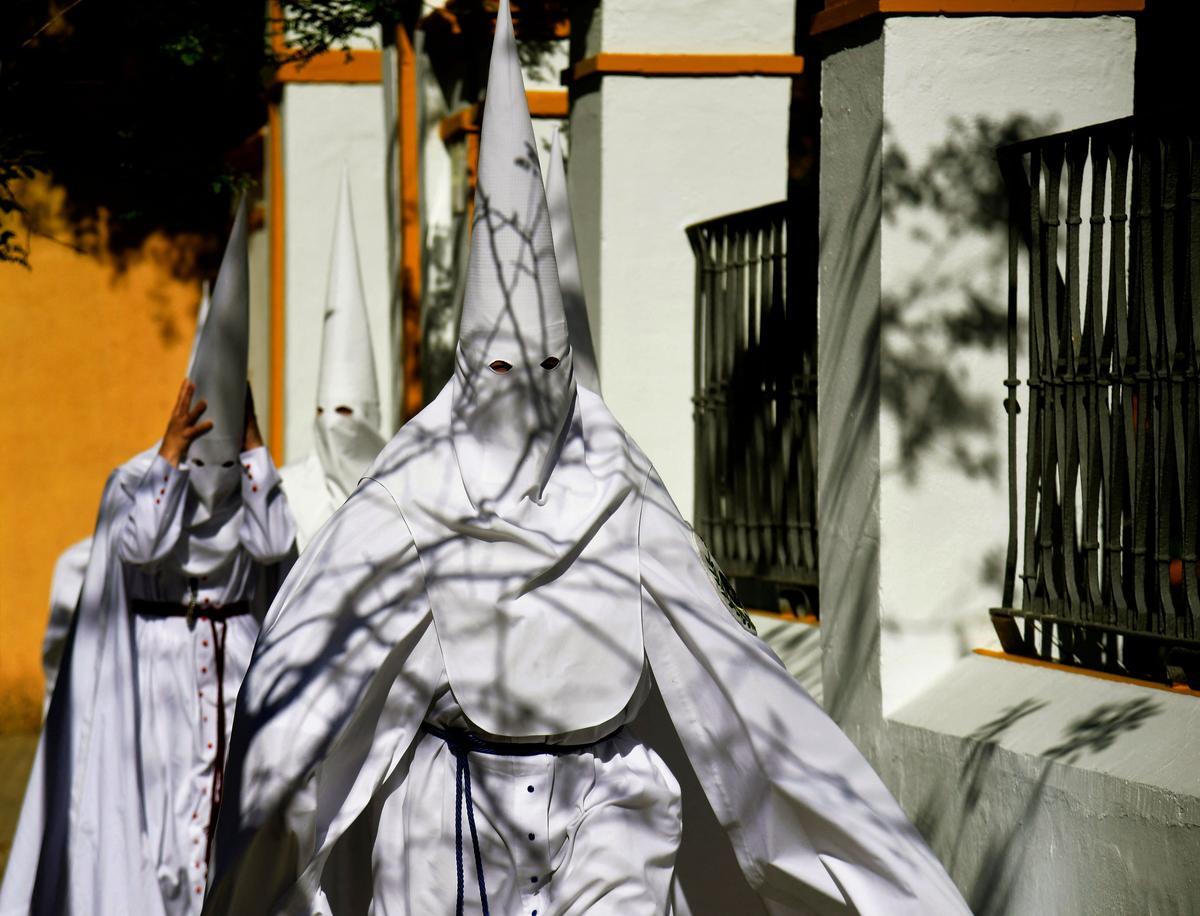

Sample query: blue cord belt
[419,723,621,916]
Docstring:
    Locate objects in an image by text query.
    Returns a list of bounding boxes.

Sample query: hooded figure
[280,172,387,550]
[203,4,968,914]
[0,201,297,916]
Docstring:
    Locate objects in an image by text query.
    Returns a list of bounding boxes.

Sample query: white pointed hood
[545,129,600,394]
[313,170,386,500]
[348,0,645,738]
[187,196,250,516]
[185,280,211,379]
[451,0,574,511]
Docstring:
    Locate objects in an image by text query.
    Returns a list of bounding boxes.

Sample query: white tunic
[366,668,681,916]
[117,447,295,915]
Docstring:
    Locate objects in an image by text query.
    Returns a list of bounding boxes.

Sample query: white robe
[279,453,342,552]
[0,446,296,916]
[204,387,969,916]
[118,447,297,915]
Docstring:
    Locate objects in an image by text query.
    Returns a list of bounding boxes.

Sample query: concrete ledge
[877,652,1200,911]
[891,651,1200,798]
[811,1,1146,36]
[754,614,824,704]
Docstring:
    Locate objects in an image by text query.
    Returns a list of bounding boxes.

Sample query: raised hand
[159,379,214,467]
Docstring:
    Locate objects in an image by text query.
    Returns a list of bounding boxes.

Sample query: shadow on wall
[880,113,1055,493]
[912,695,1161,915]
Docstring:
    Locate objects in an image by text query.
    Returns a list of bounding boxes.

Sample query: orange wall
[0,182,201,731]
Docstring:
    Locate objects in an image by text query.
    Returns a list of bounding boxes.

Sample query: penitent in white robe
[118,446,296,915]
[204,387,969,916]
[0,446,296,916]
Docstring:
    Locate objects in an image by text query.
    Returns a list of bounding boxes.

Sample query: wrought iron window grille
[687,202,819,618]
[993,118,1200,687]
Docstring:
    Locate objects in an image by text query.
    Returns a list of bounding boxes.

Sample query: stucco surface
[585,76,790,517]
[817,16,1200,915]
[0,184,202,724]
[877,16,1135,711]
[596,0,795,54]
[818,32,886,734]
[887,654,1200,914]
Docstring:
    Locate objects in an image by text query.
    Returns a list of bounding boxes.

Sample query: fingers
[186,398,209,426]
[184,420,215,442]
[174,379,195,415]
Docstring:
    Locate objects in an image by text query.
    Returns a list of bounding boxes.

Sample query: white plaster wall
[597,0,794,53]
[818,32,886,732]
[877,17,1135,712]
[281,82,393,464]
[523,39,568,91]
[816,15,1199,914]
[592,76,790,518]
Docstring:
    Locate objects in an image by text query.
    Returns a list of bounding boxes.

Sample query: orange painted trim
[275,49,383,84]
[812,0,1144,35]
[439,90,568,143]
[268,0,381,84]
[466,130,480,229]
[267,102,286,463]
[571,53,805,82]
[973,648,1200,698]
[439,106,479,143]
[527,89,569,118]
[268,0,286,58]
[398,27,423,420]
[749,608,821,627]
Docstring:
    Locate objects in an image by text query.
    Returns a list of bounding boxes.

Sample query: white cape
[0,447,291,916]
[204,386,968,915]
[41,538,93,713]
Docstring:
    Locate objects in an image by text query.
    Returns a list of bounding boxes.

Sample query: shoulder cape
[205,392,969,915]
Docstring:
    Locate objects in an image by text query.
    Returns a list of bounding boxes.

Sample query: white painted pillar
[567,0,796,521]
[818,15,1137,734]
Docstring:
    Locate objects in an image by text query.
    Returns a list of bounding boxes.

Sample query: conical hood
[188,196,249,483]
[452,0,575,508]
[313,170,386,499]
[545,129,600,394]
[185,280,211,379]
[317,169,381,420]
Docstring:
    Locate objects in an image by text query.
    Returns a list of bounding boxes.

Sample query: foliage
[0,0,565,270]
[277,0,418,61]
[0,0,272,271]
